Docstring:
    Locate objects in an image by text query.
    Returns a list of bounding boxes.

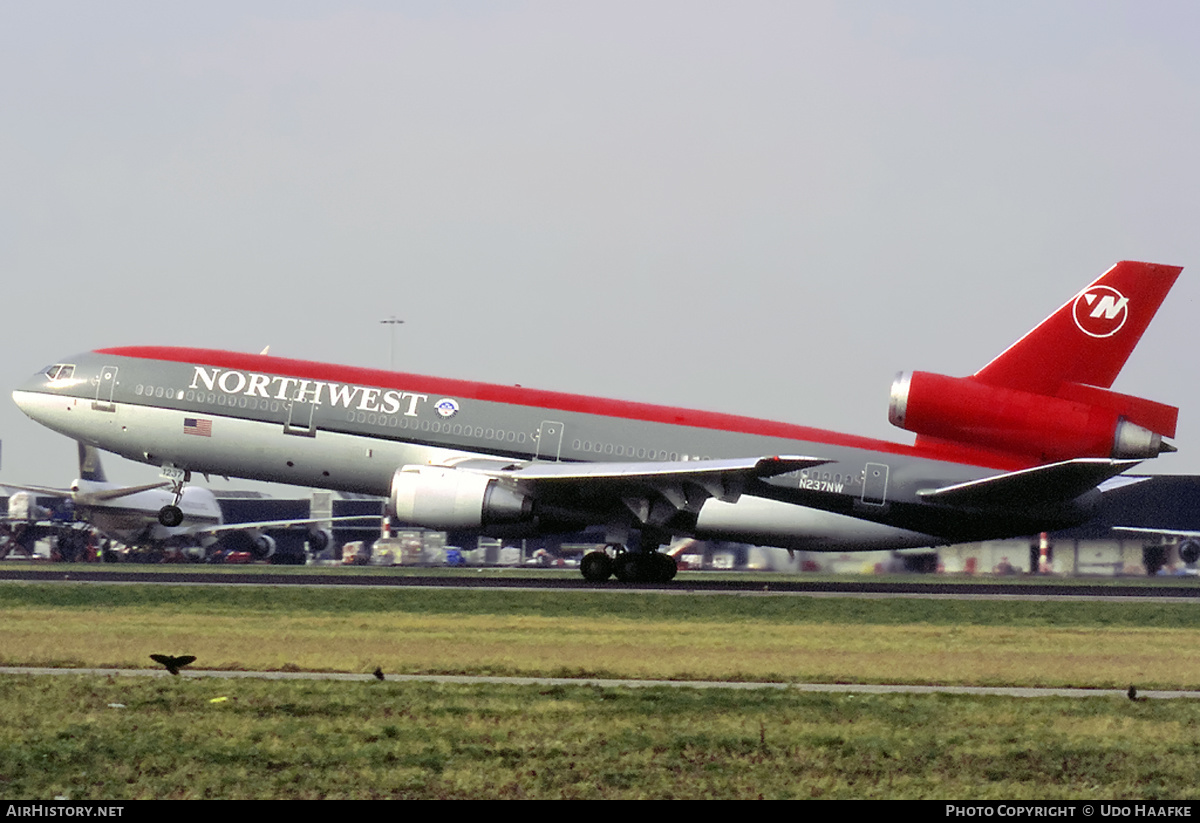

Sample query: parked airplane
[1112,527,1200,568]
[11,261,1182,581]
[4,441,355,561]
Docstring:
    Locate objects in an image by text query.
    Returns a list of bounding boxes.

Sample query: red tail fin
[973,261,1182,394]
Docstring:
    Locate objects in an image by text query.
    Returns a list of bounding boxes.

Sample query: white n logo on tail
[1073,286,1129,338]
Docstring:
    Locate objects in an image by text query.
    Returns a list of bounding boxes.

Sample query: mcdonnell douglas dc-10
[12,261,1182,581]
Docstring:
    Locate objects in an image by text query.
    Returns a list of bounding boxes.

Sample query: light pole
[380,316,405,369]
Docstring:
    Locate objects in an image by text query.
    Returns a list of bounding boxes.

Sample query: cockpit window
[57,365,74,380]
[42,364,74,381]
[43,365,61,380]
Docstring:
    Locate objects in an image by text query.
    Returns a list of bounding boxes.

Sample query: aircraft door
[862,462,889,505]
[92,366,118,412]
[535,421,564,461]
[284,389,317,437]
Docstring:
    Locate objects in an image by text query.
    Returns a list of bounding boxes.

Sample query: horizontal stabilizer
[917,458,1141,509]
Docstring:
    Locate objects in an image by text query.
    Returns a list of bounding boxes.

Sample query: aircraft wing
[1112,527,1200,539]
[1,481,171,503]
[424,455,829,531]
[470,455,826,485]
[916,458,1142,509]
[188,515,382,536]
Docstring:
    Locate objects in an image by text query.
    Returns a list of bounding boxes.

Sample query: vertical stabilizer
[77,442,108,483]
[973,261,1182,395]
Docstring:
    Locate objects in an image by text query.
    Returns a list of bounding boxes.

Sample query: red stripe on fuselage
[96,346,1032,470]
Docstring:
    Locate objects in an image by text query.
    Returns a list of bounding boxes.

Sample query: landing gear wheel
[613,553,644,583]
[158,505,184,528]
[581,551,614,582]
[651,552,678,582]
[610,551,677,583]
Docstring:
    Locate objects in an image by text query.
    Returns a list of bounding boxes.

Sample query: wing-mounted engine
[219,530,276,560]
[306,527,333,554]
[388,466,534,529]
[889,371,1177,463]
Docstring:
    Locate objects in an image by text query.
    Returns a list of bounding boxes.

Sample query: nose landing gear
[157,467,190,527]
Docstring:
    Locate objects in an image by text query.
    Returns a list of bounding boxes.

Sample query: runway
[2,666,1197,700]
[1,565,1198,600]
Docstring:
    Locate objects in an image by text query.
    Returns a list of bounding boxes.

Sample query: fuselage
[68,479,223,545]
[12,346,1105,551]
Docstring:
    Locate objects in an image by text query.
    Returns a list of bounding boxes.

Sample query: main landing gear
[580,545,678,583]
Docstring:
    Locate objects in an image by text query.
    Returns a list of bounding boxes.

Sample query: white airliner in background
[4,441,360,560]
[11,261,1184,581]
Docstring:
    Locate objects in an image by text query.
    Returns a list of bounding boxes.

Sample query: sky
[2,0,1199,491]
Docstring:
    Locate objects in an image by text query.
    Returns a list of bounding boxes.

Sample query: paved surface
[1,666,1196,699]
[2,565,1198,600]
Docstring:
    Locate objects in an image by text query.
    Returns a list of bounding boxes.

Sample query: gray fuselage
[12,347,1104,551]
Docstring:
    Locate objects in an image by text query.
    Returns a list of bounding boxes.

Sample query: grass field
[2,578,1199,799]
[3,675,1198,799]
[2,581,1199,688]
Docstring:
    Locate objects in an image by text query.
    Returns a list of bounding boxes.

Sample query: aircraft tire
[651,552,677,582]
[158,505,184,528]
[613,553,642,582]
[580,551,614,582]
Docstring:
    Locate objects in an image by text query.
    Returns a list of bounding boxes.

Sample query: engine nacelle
[307,528,333,554]
[1179,539,1200,565]
[248,534,276,560]
[889,371,1172,462]
[220,530,276,560]
[388,466,534,530]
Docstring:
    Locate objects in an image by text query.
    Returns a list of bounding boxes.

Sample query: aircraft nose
[12,363,70,421]
[12,381,47,420]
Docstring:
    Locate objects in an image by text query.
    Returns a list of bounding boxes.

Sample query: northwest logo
[1072,285,1129,338]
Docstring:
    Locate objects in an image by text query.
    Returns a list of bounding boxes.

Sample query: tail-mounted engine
[889,371,1177,463]
[388,466,534,530]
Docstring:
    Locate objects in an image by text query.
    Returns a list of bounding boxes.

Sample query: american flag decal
[183,417,212,437]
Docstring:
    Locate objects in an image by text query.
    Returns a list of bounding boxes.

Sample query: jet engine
[307,528,333,554]
[1179,539,1200,565]
[248,534,276,561]
[888,371,1176,463]
[220,530,276,560]
[388,466,534,530]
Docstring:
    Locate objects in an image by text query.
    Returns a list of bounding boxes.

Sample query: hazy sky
[2,1,1199,490]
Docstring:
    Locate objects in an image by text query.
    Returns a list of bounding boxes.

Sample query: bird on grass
[1128,685,1141,702]
[150,654,197,676]
[373,667,385,681]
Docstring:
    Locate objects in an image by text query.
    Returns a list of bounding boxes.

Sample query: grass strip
[2,584,1199,689]
[0,675,1195,800]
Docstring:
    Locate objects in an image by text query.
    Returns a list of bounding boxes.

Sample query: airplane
[2,441,360,562]
[11,260,1182,582]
